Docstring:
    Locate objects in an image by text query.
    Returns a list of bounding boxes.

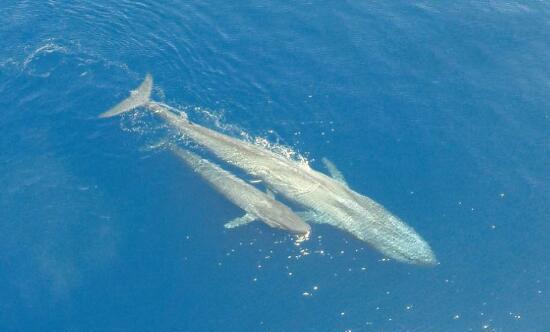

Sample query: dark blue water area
[1,1,549,331]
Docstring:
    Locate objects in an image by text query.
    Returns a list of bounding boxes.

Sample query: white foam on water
[189,105,311,166]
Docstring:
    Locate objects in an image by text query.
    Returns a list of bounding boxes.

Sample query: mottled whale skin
[101,74,437,265]
[170,145,311,236]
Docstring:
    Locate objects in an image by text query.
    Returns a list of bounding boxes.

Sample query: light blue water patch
[1,1,549,331]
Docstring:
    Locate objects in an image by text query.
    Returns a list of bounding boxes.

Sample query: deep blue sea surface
[1,1,549,331]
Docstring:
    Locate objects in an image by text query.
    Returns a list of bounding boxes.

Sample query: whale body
[170,145,311,236]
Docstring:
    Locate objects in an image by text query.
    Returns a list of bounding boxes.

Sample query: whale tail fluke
[99,74,153,118]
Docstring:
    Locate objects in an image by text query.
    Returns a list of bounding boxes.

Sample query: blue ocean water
[1,1,548,331]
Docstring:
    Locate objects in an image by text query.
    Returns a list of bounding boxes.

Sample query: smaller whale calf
[170,145,311,237]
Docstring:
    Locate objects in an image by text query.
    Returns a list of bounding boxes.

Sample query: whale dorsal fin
[321,157,348,186]
[224,213,257,229]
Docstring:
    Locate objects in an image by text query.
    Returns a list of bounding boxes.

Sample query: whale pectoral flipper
[321,157,348,186]
[224,213,257,229]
